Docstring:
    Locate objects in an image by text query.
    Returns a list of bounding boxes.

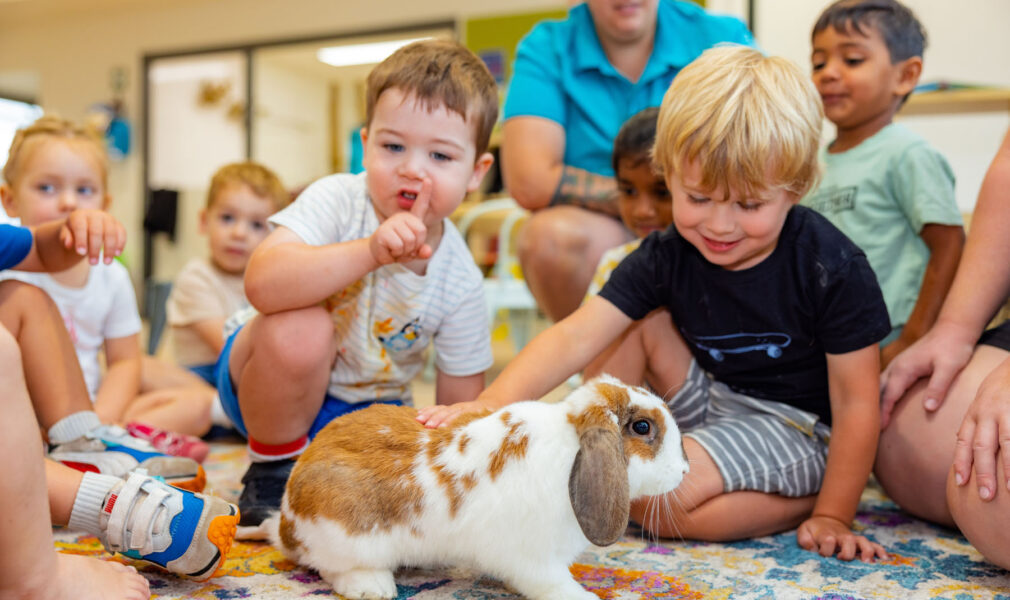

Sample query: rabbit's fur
[266,375,688,600]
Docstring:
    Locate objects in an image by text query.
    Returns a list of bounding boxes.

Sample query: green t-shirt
[801,123,961,341]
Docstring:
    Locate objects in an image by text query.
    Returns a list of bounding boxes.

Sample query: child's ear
[198,208,209,235]
[101,192,112,211]
[466,152,495,192]
[359,127,369,159]
[0,184,17,218]
[894,56,923,98]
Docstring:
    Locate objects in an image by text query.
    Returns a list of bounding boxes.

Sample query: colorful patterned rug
[53,442,1010,599]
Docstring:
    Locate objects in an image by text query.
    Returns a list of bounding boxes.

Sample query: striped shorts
[669,361,831,497]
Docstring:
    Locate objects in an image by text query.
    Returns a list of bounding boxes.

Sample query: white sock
[67,471,121,535]
[209,393,233,427]
[48,411,103,445]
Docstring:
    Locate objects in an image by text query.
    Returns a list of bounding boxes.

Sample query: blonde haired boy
[421,46,892,561]
[219,39,497,534]
[167,161,288,372]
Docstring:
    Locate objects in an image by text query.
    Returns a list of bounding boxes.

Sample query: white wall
[757,0,1010,213]
[252,58,331,190]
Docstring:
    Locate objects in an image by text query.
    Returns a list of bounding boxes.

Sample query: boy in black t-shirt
[419,46,891,562]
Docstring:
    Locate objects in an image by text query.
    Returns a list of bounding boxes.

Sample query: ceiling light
[317,37,431,68]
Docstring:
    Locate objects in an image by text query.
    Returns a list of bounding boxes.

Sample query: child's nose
[398,152,426,180]
[58,190,78,212]
[707,204,735,234]
[634,197,656,217]
[818,59,840,80]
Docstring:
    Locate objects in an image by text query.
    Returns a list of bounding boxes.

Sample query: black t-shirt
[599,206,890,426]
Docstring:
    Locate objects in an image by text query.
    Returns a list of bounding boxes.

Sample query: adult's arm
[501,117,619,216]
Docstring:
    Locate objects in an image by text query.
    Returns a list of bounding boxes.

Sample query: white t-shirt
[166,257,247,367]
[230,172,493,404]
[1,261,141,398]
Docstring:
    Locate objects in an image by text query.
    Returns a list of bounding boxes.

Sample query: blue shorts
[215,325,403,440]
[188,363,217,387]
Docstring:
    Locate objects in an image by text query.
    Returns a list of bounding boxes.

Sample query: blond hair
[654,45,823,199]
[365,39,499,157]
[207,161,289,212]
[2,115,108,187]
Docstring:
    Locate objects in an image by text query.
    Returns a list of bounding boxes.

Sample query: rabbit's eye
[631,419,652,436]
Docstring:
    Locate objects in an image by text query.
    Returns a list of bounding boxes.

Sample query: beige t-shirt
[166,258,247,366]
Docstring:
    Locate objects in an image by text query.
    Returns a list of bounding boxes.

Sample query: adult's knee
[518,209,590,267]
[947,459,1010,570]
[252,306,336,376]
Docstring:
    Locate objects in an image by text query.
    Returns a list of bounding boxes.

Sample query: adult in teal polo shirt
[501,0,753,322]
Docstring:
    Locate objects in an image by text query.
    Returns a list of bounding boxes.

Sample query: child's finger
[874,543,889,561]
[66,214,90,255]
[86,213,105,262]
[796,527,815,551]
[818,535,837,557]
[410,178,432,220]
[838,537,857,561]
[860,539,885,562]
[104,221,125,263]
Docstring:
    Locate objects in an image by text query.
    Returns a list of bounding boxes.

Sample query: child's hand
[369,179,434,266]
[797,514,888,562]
[416,398,494,429]
[60,208,126,265]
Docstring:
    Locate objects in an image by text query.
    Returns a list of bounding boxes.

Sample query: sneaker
[237,459,295,537]
[49,424,206,492]
[100,470,239,580]
[125,422,211,463]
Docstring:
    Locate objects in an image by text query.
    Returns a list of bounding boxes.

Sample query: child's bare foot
[11,553,151,600]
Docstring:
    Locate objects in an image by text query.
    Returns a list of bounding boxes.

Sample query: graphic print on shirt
[682,331,792,362]
[376,317,423,352]
[62,312,79,345]
[804,185,857,214]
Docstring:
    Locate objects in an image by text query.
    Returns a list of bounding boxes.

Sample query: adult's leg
[630,438,815,541]
[518,206,631,321]
[875,344,1009,526]
[947,454,1010,569]
[0,280,93,430]
[584,309,692,403]
[0,325,149,600]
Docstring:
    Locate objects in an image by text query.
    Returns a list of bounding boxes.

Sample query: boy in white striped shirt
[216,40,497,535]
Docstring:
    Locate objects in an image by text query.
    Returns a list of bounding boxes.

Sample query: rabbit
[264,374,689,600]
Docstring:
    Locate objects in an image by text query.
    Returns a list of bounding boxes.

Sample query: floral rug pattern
[53,443,1010,599]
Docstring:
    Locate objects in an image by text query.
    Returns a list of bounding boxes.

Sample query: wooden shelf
[900,88,1010,117]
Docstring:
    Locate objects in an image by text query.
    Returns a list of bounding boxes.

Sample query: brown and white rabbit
[265,374,688,600]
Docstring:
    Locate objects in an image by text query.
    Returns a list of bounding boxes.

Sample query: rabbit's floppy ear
[567,383,631,546]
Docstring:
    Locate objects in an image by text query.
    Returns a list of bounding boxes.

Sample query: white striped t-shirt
[248,172,492,404]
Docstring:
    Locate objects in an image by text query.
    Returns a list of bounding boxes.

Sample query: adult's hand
[879,319,976,428]
[952,354,1010,501]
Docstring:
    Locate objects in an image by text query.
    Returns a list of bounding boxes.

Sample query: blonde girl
[1,115,143,425]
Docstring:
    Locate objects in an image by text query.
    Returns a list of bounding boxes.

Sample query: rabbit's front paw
[324,567,397,600]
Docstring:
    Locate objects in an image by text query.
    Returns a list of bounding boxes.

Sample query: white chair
[456,197,540,352]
